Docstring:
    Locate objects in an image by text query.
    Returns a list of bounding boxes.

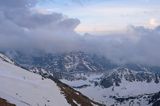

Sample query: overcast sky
[37,0,160,34]
[0,0,160,66]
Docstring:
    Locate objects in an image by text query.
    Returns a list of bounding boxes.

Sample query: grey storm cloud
[0,0,160,66]
[0,0,81,52]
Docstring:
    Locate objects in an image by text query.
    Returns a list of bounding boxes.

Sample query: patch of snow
[0,57,70,106]
[73,100,81,106]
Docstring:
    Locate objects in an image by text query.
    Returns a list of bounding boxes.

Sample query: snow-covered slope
[61,68,160,106]
[0,53,70,106]
[0,53,102,106]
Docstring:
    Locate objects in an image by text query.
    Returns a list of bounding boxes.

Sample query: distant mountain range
[5,51,160,75]
[2,51,160,106]
[0,52,103,106]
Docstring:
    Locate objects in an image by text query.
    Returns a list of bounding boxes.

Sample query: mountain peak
[101,67,160,88]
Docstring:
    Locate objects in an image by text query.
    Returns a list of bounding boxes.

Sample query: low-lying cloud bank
[84,26,160,66]
[0,0,160,66]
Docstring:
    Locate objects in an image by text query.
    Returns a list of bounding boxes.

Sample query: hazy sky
[37,0,160,34]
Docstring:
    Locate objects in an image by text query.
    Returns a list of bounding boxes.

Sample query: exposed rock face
[0,98,16,106]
